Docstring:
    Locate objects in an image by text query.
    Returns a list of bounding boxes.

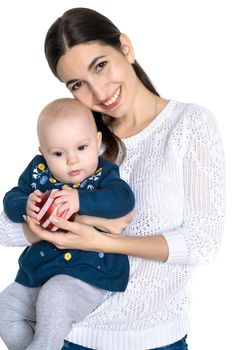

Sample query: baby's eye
[53,151,63,157]
[78,145,87,151]
[96,61,107,72]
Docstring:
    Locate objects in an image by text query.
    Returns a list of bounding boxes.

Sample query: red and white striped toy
[37,189,68,232]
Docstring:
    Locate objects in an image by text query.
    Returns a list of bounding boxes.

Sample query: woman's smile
[100,86,122,110]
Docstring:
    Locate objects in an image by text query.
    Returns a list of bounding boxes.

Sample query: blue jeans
[62,335,188,350]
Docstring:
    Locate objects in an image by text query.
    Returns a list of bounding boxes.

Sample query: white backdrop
[0,1,232,349]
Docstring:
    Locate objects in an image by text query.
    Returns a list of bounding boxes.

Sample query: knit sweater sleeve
[163,106,225,265]
[0,211,30,246]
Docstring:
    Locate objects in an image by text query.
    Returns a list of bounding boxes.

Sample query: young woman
[0,7,225,350]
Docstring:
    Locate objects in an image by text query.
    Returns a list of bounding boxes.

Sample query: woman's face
[56,35,138,119]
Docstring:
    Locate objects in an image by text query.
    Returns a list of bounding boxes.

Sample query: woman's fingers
[26,216,67,248]
[26,217,51,240]
[50,215,76,232]
[50,216,101,250]
[27,212,40,224]
[25,215,103,251]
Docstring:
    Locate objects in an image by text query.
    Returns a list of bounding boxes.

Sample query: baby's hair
[37,98,122,162]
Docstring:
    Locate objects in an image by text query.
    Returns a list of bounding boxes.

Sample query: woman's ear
[119,33,135,64]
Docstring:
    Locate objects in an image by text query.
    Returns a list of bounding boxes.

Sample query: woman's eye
[72,81,85,91]
[53,152,63,157]
[96,61,107,72]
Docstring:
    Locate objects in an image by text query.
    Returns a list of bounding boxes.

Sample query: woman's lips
[101,87,121,110]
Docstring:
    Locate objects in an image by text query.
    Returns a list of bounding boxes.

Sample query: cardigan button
[64,252,72,261]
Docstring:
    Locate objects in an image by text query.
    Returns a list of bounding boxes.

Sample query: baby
[0,98,135,350]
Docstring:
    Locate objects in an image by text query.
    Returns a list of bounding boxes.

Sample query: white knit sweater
[0,100,225,349]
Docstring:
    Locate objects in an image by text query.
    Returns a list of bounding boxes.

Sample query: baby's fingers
[52,189,67,200]
[34,189,43,196]
[63,208,75,220]
[29,203,40,213]
[57,202,70,215]
[30,193,41,203]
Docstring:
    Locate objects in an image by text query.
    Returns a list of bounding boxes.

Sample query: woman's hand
[26,215,107,251]
[25,214,169,262]
[22,222,42,244]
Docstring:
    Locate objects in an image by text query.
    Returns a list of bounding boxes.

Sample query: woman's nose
[90,82,108,102]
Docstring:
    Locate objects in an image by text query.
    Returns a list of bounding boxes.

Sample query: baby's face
[39,109,101,184]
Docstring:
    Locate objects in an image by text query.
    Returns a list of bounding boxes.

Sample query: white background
[0,1,232,349]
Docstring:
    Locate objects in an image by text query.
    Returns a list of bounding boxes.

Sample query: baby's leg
[26,275,106,350]
[0,282,40,350]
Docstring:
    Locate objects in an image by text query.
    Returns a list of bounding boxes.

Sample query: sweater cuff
[10,222,31,246]
[162,230,188,264]
[0,211,30,246]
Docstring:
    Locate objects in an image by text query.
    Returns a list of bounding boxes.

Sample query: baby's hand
[26,189,42,224]
[52,186,79,219]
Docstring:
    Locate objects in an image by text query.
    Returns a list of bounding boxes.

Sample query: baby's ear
[97,131,102,147]
[97,132,102,155]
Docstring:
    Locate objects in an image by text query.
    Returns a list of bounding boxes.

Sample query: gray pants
[0,275,105,350]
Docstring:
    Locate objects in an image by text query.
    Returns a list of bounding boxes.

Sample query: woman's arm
[100,230,169,262]
[162,107,225,265]
[26,216,169,262]
[24,210,133,243]
[76,215,168,260]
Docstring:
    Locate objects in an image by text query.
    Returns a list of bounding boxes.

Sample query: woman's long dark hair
[45,7,160,162]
